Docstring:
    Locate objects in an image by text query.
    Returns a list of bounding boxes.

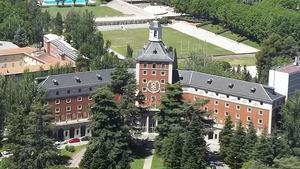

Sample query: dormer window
[228,83,234,89]
[75,76,81,83]
[96,74,102,80]
[250,87,256,93]
[53,79,59,85]
[152,64,156,68]
[207,79,213,84]
[153,49,157,54]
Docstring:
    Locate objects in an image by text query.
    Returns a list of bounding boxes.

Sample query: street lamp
[234,156,237,169]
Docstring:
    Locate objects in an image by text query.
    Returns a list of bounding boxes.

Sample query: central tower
[136,20,174,109]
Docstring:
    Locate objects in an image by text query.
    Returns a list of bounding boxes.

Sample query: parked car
[1,150,13,158]
[68,138,80,143]
[80,136,91,141]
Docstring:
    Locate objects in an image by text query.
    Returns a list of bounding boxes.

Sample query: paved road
[67,147,87,168]
[98,23,149,31]
[143,149,155,169]
[169,21,260,54]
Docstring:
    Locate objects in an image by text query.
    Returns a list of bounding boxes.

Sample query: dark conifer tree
[219,116,234,158]
[245,121,257,160]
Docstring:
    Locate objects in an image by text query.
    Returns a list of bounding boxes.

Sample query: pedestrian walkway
[169,21,260,54]
[67,147,87,168]
[143,150,154,169]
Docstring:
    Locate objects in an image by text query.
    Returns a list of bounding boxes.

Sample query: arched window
[154,30,157,38]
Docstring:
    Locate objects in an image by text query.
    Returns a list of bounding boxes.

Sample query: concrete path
[143,150,154,169]
[169,21,260,54]
[98,23,149,31]
[67,147,87,168]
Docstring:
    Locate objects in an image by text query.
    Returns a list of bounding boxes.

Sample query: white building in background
[269,54,300,101]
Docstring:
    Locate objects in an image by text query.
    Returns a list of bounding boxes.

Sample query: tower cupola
[149,20,162,42]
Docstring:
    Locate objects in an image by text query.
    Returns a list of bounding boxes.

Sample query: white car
[1,150,13,158]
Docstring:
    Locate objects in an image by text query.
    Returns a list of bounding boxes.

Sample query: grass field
[102,28,232,58]
[59,144,86,157]
[218,56,256,66]
[130,158,145,169]
[200,24,260,49]
[42,6,123,18]
[151,154,165,169]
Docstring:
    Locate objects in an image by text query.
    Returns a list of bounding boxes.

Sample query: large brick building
[39,21,285,143]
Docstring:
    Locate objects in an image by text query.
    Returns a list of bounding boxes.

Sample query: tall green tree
[53,12,63,36]
[245,121,258,160]
[282,91,300,148]
[0,76,6,147]
[80,87,130,169]
[252,129,274,166]
[181,110,207,169]
[163,131,183,169]
[219,116,234,158]
[225,121,247,169]
[10,91,58,169]
[155,83,184,153]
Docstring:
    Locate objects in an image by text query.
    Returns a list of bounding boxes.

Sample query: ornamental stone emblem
[147,80,160,93]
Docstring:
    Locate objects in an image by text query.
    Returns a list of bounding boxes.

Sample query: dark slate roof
[51,39,78,61]
[176,70,285,103]
[136,41,174,63]
[39,69,113,99]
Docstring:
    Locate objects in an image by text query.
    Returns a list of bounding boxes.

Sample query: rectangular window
[214,100,219,105]
[88,96,93,101]
[258,119,263,124]
[152,70,156,75]
[151,96,156,102]
[214,109,218,114]
[236,105,241,110]
[204,107,208,111]
[208,132,214,140]
[161,71,165,76]
[161,79,165,84]
[142,87,147,92]
[55,99,60,105]
[236,113,240,119]
[247,116,251,121]
[247,107,252,113]
[259,110,263,115]
[225,102,230,108]
[66,106,71,112]
[77,97,82,102]
[143,63,147,68]
[162,64,166,69]
[225,111,229,116]
[55,107,60,113]
[77,105,82,110]
[143,78,147,84]
[143,70,147,75]
[66,98,71,103]
[152,64,156,69]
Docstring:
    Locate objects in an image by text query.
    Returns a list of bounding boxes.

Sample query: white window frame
[77,105,82,111]
[214,100,219,105]
[259,110,263,115]
[161,79,165,84]
[258,119,263,124]
[161,71,165,76]
[152,70,156,75]
[236,105,241,110]
[55,107,60,113]
[55,99,60,105]
[236,113,240,119]
[247,116,251,121]
[77,96,83,102]
[214,109,218,114]
[225,102,230,108]
[143,63,147,68]
[66,106,71,112]
[143,78,147,84]
[225,111,229,116]
[66,98,71,104]
[143,70,147,75]
[247,107,252,113]
[88,96,93,101]
[142,87,147,92]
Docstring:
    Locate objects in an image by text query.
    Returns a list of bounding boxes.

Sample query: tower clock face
[147,80,161,93]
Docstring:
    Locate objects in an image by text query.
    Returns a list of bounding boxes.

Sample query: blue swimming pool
[42,0,87,6]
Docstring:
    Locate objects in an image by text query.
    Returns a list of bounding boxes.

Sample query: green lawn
[130,158,144,169]
[218,56,256,66]
[151,154,165,169]
[42,6,123,18]
[201,24,225,33]
[200,24,260,49]
[102,28,232,58]
[59,144,87,157]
